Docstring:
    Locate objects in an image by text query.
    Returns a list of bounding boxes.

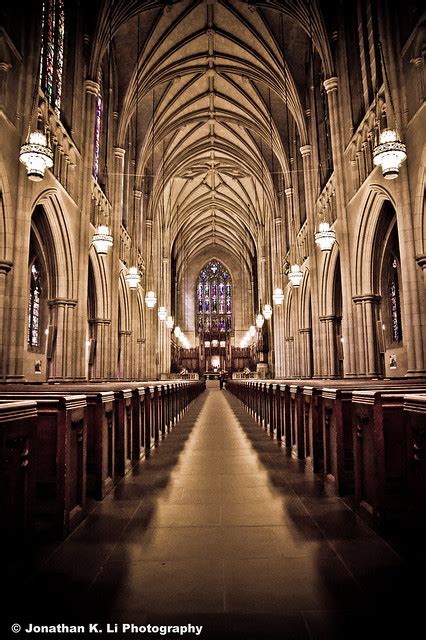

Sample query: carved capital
[415,254,426,270]
[300,144,311,157]
[323,76,338,93]
[0,259,13,275]
[84,79,100,97]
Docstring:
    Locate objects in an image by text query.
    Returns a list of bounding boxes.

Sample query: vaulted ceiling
[90,0,334,274]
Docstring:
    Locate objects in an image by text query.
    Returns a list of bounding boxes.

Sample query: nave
[5,388,423,640]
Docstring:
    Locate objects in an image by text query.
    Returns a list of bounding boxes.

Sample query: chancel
[0,1,425,638]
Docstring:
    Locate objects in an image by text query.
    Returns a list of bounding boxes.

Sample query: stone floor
[4,389,424,639]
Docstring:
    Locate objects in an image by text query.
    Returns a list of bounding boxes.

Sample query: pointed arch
[354,185,398,294]
[31,190,76,300]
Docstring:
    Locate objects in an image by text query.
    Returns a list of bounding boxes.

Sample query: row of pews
[0,380,205,541]
[227,379,426,532]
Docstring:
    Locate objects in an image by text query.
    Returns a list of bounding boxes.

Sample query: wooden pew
[403,394,426,528]
[0,400,38,538]
[352,388,426,530]
[0,393,87,538]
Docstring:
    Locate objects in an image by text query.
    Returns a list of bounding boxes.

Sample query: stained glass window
[28,263,41,348]
[93,69,103,181]
[388,256,403,343]
[196,260,232,335]
[40,0,65,117]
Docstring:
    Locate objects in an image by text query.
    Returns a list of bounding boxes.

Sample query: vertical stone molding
[48,298,78,380]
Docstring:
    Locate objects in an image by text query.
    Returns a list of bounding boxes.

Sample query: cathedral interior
[0,0,425,638]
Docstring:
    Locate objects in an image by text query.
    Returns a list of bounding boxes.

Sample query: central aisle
[11,388,421,639]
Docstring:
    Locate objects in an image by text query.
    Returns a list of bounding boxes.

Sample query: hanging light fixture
[145,289,157,308]
[262,303,272,320]
[126,266,140,289]
[158,306,167,321]
[92,224,113,255]
[249,325,256,337]
[174,326,182,338]
[372,40,407,179]
[315,221,336,252]
[373,129,406,179]
[256,313,264,328]
[288,264,303,287]
[166,315,174,329]
[20,130,54,181]
[19,40,54,181]
[273,287,284,305]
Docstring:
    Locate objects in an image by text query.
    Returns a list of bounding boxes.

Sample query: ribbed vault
[90,0,333,296]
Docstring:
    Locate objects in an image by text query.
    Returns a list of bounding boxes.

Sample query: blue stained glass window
[196,260,232,335]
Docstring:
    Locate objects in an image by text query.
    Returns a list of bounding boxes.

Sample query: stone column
[48,298,77,381]
[144,220,157,379]
[299,327,312,378]
[319,315,340,378]
[352,294,381,377]
[108,146,126,379]
[284,188,295,248]
[159,257,171,376]
[323,76,357,377]
[89,318,111,381]
[119,329,132,380]
[73,79,102,380]
[299,144,321,378]
[0,260,13,378]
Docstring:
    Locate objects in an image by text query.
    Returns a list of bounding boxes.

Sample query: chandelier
[262,304,272,320]
[158,306,167,321]
[272,287,284,305]
[174,326,182,338]
[126,266,140,289]
[145,290,157,308]
[92,224,113,255]
[256,313,264,328]
[166,315,174,329]
[315,222,336,252]
[249,325,256,337]
[288,264,303,287]
[373,129,407,179]
[19,130,54,181]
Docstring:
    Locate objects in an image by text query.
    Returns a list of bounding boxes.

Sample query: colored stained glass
[40,1,65,117]
[93,69,103,181]
[28,263,41,348]
[195,260,232,335]
[389,257,402,343]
